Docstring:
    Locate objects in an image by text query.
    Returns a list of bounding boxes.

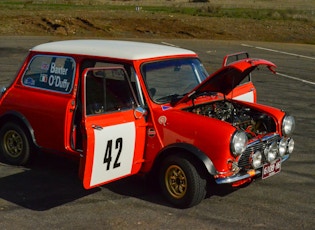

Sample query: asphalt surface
[0,37,314,230]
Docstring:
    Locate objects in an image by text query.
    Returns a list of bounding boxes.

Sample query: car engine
[185,100,276,138]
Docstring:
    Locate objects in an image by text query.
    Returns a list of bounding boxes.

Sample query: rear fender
[0,111,38,148]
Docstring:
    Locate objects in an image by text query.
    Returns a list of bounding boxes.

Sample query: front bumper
[215,154,290,184]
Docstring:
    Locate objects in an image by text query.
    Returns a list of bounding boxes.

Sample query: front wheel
[159,155,207,208]
[0,122,31,165]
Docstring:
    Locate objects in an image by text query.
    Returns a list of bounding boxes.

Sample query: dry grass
[1,0,314,44]
[10,0,315,10]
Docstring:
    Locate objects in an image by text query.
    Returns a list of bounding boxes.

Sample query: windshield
[142,58,208,104]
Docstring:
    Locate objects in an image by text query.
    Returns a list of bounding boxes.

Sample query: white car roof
[31,40,196,60]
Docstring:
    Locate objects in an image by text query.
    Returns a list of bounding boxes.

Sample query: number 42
[103,138,122,170]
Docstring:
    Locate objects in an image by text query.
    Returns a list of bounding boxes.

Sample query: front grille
[237,134,280,169]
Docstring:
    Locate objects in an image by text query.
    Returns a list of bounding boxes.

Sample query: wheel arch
[0,111,38,148]
[152,143,217,177]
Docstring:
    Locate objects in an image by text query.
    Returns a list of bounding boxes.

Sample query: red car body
[0,40,295,208]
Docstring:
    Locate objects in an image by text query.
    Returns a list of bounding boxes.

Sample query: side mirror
[134,106,147,119]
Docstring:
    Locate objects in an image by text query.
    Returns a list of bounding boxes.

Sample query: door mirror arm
[134,106,147,119]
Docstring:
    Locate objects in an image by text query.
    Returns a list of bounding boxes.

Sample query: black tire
[159,155,207,208]
[0,122,31,165]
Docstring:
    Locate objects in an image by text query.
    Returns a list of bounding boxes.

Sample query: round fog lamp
[278,138,287,157]
[287,138,294,154]
[251,151,262,169]
[265,142,278,162]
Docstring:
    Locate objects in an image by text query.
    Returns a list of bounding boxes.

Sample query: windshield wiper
[156,94,185,104]
[188,91,218,100]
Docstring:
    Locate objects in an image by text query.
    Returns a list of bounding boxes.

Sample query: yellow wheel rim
[3,130,23,158]
[165,164,187,199]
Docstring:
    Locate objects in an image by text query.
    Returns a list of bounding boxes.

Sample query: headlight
[282,115,295,136]
[231,131,248,156]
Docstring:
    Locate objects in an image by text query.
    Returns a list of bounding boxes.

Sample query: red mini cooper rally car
[0,40,295,208]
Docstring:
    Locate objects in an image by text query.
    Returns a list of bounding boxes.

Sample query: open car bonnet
[174,58,276,106]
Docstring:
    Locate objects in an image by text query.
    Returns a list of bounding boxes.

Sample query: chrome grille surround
[237,134,280,169]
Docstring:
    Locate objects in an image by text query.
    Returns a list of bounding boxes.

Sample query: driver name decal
[50,62,69,75]
[22,55,75,94]
[45,61,71,92]
[47,74,71,91]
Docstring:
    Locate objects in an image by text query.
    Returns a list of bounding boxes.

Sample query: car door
[223,52,257,103]
[81,67,147,189]
[227,78,257,103]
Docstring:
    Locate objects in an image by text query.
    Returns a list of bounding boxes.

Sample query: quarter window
[22,55,75,93]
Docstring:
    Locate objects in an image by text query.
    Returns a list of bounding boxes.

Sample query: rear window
[22,55,75,94]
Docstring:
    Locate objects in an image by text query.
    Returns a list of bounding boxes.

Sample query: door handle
[92,124,103,130]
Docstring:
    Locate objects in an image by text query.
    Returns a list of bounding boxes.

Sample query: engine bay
[185,100,276,138]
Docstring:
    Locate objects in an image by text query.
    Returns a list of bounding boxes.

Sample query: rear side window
[22,55,75,94]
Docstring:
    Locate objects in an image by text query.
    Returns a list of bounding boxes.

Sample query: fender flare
[157,142,217,176]
[0,110,39,148]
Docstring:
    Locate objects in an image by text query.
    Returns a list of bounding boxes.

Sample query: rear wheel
[0,122,31,165]
[159,155,207,208]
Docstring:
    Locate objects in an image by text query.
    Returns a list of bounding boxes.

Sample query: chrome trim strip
[216,155,290,184]
[238,134,280,168]
[281,154,290,163]
[215,170,260,184]
[247,133,279,147]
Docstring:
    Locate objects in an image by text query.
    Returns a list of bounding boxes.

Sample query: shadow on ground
[0,153,237,210]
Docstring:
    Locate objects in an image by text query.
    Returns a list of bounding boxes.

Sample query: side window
[94,62,141,101]
[22,55,75,93]
[85,68,135,115]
